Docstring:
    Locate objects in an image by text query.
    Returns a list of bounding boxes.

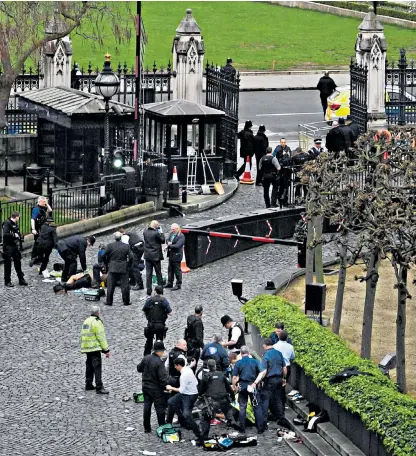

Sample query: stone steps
[284,387,366,456]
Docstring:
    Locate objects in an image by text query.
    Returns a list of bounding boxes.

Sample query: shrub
[242,295,416,456]
[314,1,416,22]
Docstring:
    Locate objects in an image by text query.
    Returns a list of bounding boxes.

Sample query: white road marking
[256,112,322,117]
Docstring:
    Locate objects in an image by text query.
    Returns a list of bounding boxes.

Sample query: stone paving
[0,184,337,456]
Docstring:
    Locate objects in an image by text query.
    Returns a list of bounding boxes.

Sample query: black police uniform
[142,295,172,356]
[185,314,204,367]
[228,323,245,352]
[292,152,310,200]
[274,148,292,206]
[259,154,280,208]
[57,235,88,283]
[167,347,187,388]
[143,226,165,296]
[2,217,25,286]
[198,370,236,440]
[37,223,57,274]
[126,231,144,288]
[308,145,324,160]
[137,353,169,432]
[31,204,48,263]
[102,239,133,306]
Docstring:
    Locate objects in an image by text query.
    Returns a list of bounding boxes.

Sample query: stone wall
[0,136,36,174]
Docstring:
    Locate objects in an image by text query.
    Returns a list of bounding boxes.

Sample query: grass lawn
[279,260,416,399]
[70,2,416,71]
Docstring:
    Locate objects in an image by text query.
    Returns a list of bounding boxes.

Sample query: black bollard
[182,186,187,204]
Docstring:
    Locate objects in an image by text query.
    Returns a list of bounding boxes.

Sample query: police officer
[259,146,281,208]
[102,232,133,306]
[220,315,246,353]
[292,147,310,202]
[185,305,204,369]
[251,338,288,430]
[120,228,144,290]
[37,216,57,276]
[222,57,236,80]
[166,339,187,390]
[142,285,172,356]
[2,211,27,287]
[29,196,52,266]
[232,346,263,433]
[57,235,96,283]
[137,341,169,433]
[308,138,324,160]
[199,359,238,441]
[273,138,293,207]
[200,335,229,372]
[80,305,110,394]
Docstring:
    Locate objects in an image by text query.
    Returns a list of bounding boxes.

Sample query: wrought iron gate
[386,49,416,126]
[205,62,240,174]
[350,59,368,133]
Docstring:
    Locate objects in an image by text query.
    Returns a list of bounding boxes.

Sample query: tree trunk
[360,248,380,359]
[332,236,347,334]
[305,218,314,285]
[313,215,324,283]
[0,75,14,130]
[396,265,407,393]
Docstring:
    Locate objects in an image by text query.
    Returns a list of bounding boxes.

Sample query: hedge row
[314,1,416,22]
[242,295,416,456]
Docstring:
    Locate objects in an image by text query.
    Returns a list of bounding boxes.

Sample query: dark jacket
[222,63,236,80]
[137,353,168,394]
[186,315,204,349]
[269,331,293,345]
[292,152,311,170]
[317,75,336,96]
[143,227,165,262]
[339,124,354,149]
[2,218,22,250]
[143,295,172,324]
[57,235,88,270]
[168,346,187,379]
[273,146,292,166]
[253,131,269,158]
[37,224,57,249]
[102,240,133,273]
[201,342,229,371]
[325,126,346,152]
[199,370,234,400]
[237,128,254,158]
[167,231,185,262]
[31,205,48,232]
[348,121,360,143]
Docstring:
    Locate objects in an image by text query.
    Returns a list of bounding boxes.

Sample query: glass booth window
[204,124,216,155]
[170,125,180,155]
[186,123,199,156]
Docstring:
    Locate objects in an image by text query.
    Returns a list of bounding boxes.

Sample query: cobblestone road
[0,185,336,456]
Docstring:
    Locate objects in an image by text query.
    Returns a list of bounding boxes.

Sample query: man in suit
[143,220,165,297]
[165,223,185,291]
[102,232,133,306]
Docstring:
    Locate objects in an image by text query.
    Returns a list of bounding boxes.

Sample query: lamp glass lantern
[94,53,120,101]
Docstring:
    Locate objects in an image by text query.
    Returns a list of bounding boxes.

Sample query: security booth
[18,87,135,185]
[142,99,225,186]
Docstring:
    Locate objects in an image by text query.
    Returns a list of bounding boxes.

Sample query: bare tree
[0,1,133,129]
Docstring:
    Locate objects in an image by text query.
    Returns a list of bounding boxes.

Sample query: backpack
[304,409,329,432]
[156,423,181,443]
[184,315,198,341]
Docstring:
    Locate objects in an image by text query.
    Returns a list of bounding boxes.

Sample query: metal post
[0,203,2,244]
[23,163,27,192]
[104,100,111,175]
[98,173,106,216]
[46,168,51,196]
[398,49,407,126]
[4,157,8,187]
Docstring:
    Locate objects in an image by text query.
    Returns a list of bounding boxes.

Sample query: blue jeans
[260,377,285,425]
[238,389,263,432]
[167,393,200,438]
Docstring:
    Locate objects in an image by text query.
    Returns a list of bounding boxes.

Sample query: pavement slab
[0,184,338,455]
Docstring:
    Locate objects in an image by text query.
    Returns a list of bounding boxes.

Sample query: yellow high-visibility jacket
[80,315,109,353]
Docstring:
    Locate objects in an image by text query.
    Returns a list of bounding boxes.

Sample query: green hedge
[242,295,416,456]
[314,1,416,22]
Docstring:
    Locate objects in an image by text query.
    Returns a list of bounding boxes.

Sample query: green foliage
[69,2,416,71]
[242,295,416,456]
[315,1,416,21]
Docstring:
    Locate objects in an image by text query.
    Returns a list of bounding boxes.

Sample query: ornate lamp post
[95,53,120,175]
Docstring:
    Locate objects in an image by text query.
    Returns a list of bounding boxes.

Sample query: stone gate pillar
[40,13,73,89]
[355,6,388,129]
[172,9,205,103]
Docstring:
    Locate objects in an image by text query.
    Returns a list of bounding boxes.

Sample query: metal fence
[298,121,332,151]
[350,59,368,134]
[386,49,416,126]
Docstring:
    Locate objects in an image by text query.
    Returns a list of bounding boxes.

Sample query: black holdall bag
[53,263,64,272]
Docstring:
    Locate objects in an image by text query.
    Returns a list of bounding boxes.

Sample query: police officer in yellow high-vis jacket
[80,305,110,394]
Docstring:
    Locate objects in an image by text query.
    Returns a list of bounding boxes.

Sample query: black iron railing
[386,49,416,126]
[350,59,368,134]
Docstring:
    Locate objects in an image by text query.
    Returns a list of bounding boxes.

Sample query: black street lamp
[95,53,120,175]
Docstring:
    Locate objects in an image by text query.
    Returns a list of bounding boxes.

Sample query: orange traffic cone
[240,156,254,185]
[181,250,191,273]
[172,166,179,183]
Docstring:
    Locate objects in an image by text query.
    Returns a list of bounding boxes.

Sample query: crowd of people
[81,301,296,444]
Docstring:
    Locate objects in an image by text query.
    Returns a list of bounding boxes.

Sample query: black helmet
[195,305,203,314]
